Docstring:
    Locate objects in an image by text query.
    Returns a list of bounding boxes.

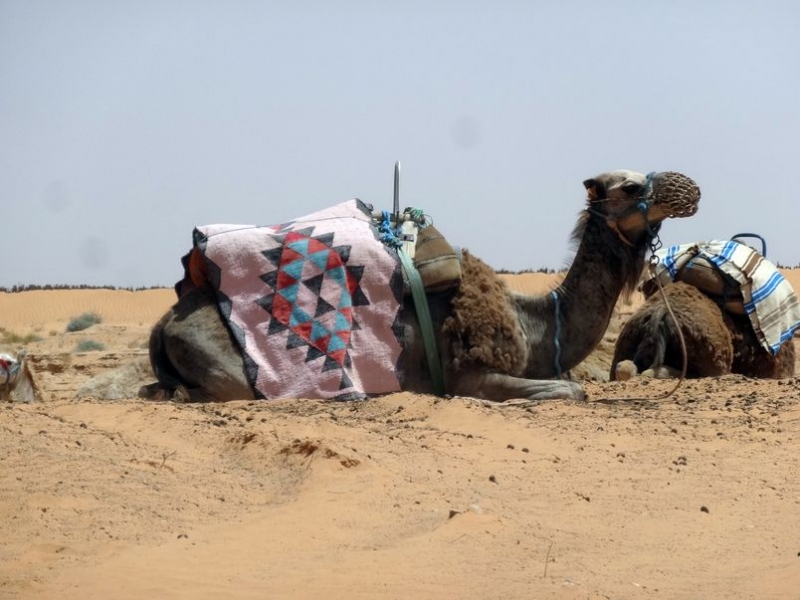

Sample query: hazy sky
[1,1,798,288]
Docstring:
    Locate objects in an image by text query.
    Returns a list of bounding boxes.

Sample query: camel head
[583,170,700,247]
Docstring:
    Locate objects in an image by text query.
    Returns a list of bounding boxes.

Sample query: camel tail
[642,305,671,371]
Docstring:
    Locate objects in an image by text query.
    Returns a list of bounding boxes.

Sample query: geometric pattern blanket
[649,240,800,354]
[184,199,404,400]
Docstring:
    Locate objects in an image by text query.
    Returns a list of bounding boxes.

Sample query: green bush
[0,327,42,345]
[66,312,102,332]
[74,339,105,352]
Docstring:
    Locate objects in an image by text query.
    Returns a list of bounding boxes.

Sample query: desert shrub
[74,339,106,352]
[0,327,42,345]
[66,312,102,332]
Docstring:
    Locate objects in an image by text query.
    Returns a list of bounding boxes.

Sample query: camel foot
[614,360,638,381]
[641,366,681,379]
[139,382,177,401]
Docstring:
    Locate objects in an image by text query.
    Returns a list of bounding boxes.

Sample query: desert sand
[1,270,799,599]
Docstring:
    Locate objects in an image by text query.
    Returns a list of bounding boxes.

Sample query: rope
[593,253,688,404]
[551,290,563,379]
[378,210,402,248]
[405,207,427,224]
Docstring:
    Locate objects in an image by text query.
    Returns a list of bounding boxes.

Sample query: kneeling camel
[142,170,699,403]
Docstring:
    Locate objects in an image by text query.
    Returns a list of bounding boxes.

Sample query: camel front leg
[450,371,585,402]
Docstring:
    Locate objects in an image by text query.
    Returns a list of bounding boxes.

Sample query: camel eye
[621,183,642,194]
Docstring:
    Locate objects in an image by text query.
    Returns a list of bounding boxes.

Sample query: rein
[592,252,689,405]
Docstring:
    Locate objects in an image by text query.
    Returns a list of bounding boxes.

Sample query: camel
[611,282,796,381]
[611,281,734,380]
[140,169,700,403]
[1,349,44,403]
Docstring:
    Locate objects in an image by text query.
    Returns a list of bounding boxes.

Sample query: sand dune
[1,271,799,599]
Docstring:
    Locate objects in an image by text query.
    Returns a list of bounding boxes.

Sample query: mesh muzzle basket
[650,172,701,218]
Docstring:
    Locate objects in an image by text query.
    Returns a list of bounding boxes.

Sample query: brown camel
[611,281,733,380]
[140,170,699,403]
[611,281,796,381]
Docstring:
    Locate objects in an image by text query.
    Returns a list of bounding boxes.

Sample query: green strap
[397,249,446,396]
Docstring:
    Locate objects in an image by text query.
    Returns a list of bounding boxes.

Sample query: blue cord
[637,172,660,238]
[378,210,402,249]
[551,290,563,379]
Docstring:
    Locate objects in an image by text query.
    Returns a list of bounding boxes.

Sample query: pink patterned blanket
[182,199,404,400]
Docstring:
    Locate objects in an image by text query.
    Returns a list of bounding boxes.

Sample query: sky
[1,0,799,288]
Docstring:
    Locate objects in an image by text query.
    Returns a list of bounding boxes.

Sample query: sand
[1,271,799,599]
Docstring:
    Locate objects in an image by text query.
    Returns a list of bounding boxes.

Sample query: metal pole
[393,161,401,228]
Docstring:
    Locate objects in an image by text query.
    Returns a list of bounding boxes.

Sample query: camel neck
[515,213,646,378]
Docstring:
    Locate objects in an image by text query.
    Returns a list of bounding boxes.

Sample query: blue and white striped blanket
[649,240,800,354]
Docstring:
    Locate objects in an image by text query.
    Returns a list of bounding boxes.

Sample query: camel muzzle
[600,171,700,249]
[648,171,701,219]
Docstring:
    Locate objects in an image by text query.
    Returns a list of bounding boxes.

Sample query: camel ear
[583,178,603,201]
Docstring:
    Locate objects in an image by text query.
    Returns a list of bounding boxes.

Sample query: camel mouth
[587,170,700,248]
[650,171,701,219]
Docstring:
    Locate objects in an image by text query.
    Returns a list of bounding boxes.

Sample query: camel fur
[611,281,795,380]
[442,250,527,376]
[611,281,733,379]
[724,311,796,379]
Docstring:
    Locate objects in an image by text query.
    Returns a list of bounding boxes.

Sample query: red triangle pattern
[265,228,361,372]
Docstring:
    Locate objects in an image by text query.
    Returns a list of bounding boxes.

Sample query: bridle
[587,171,662,249]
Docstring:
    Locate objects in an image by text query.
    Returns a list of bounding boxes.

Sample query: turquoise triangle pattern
[255,223,371,392]
[282,260,304,281]
[287,239,310,256]
[289,306,311,327]
[310,320,330,342]
[328,334,347,352]
[334,311,350,332]
[278,283,300,304]
[308,250,330,270]
[326,266,346,287]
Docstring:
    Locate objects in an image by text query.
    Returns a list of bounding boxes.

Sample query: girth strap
[397,249,446,396]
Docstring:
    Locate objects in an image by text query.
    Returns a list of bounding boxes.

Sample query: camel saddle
[673,255,745,315]
[390,212,462,293]
[648,240,800,355]
[409,224,462,293]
